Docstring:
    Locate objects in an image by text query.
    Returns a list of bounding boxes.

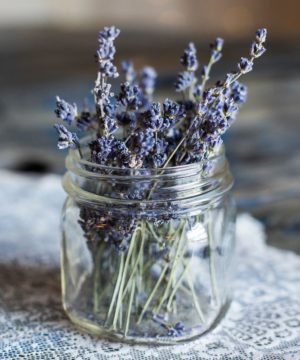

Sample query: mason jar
[61,142,236,345]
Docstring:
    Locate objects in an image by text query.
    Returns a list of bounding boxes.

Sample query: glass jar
[61,144,236,345]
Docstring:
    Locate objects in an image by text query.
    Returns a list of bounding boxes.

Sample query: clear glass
[61,145,236,345]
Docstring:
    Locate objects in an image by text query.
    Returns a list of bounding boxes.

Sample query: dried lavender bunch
[54,26,267,170]
[54,26,267,337]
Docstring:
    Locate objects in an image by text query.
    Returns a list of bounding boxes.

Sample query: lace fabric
[0,171,299,359]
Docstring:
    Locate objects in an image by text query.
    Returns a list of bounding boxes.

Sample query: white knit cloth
[0,171,299,360]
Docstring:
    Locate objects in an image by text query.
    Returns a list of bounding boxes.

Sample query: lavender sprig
[140,66,157,97]
[175,42,198,93]
[55,96,78,125]
[195,37,224,100]
[93,26,120,136]
[54,124,82,157]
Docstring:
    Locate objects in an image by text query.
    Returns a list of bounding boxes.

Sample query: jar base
[63,299,231,346]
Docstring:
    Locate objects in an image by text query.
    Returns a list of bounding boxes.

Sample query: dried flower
[54,124,79,150]
[180,42,198,72]
[140,66,157,96]
[54,96,78,125]
[118,82,142,110]
[121,60,136,84]
[238,57,253,74]
[256,28,267,43]
[175,71,195,92]
[250,42,266,58]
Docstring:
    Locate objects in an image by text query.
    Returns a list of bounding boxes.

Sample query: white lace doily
[0,171,299,360]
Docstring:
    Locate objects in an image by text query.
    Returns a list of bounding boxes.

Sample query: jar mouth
[63,136,233,211]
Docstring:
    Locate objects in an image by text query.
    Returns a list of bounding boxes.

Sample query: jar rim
[67,135,226,176]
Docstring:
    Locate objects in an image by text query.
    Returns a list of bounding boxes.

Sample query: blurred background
[0,0,299,252]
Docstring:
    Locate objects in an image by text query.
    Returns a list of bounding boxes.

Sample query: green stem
[186,272,205,323]
[207,209,220,306]
[121,226,144,300]
[112,228,139,329]
[93,243,103,313]
[137,263,169,324]
[105,253,125,325]
[166,257,192,311]
[124,280,135,336]
[154,222,187,314]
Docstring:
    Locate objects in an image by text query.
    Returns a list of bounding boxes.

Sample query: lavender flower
[210,37,224,63]
[90,135,130,167]
[121,60,136,84]
[77,110,95,131]
[144,102,164,131]
[118,82,142,110]
[230,81,247,104]
[140,67,157,96]
[256,28,267,43]
[175,71,195,92]
[180,42,198,71]
[238,57,253,74]
[99,61,119,78]
[54,96,78,125]
[54,124,79,150]
[152,314,185,337]
[99,26,120,42]
[250,42,266,58]
[163,99,183,120]
[168,322,185,337]
[131,128,155,160]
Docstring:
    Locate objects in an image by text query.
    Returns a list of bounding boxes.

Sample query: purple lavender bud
[96,43,116,61]
[224,72,238,86]
[250,42,266,58]
[151,138,168,167]
[211,50,222,63]
[104,115,118,134]
[54,124,79,150]
[99,26,120,42]
[103,102,116,118]
[163,99,183,119]
[212,37,224,52]
[118,82,142,110]
[180,42,198,72]
[144,102,163,131]
[168,322,185,337]
[231,81,247,104]
[114,139,131,167]
[54,96,78,125]
[223,99,238,116]
[194,102,207,114]
[255,28,267,43]
[238,57,253,74]
[77,111,95,131]
[140,66,157,96]
[131,128,155,158]
[175,71,195,92]
[117,111,137,129]
[100,60,119,78]
[193,84,203,99]
[94,80,113,102]
[121,60,136,84]
[90,136,114,164]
